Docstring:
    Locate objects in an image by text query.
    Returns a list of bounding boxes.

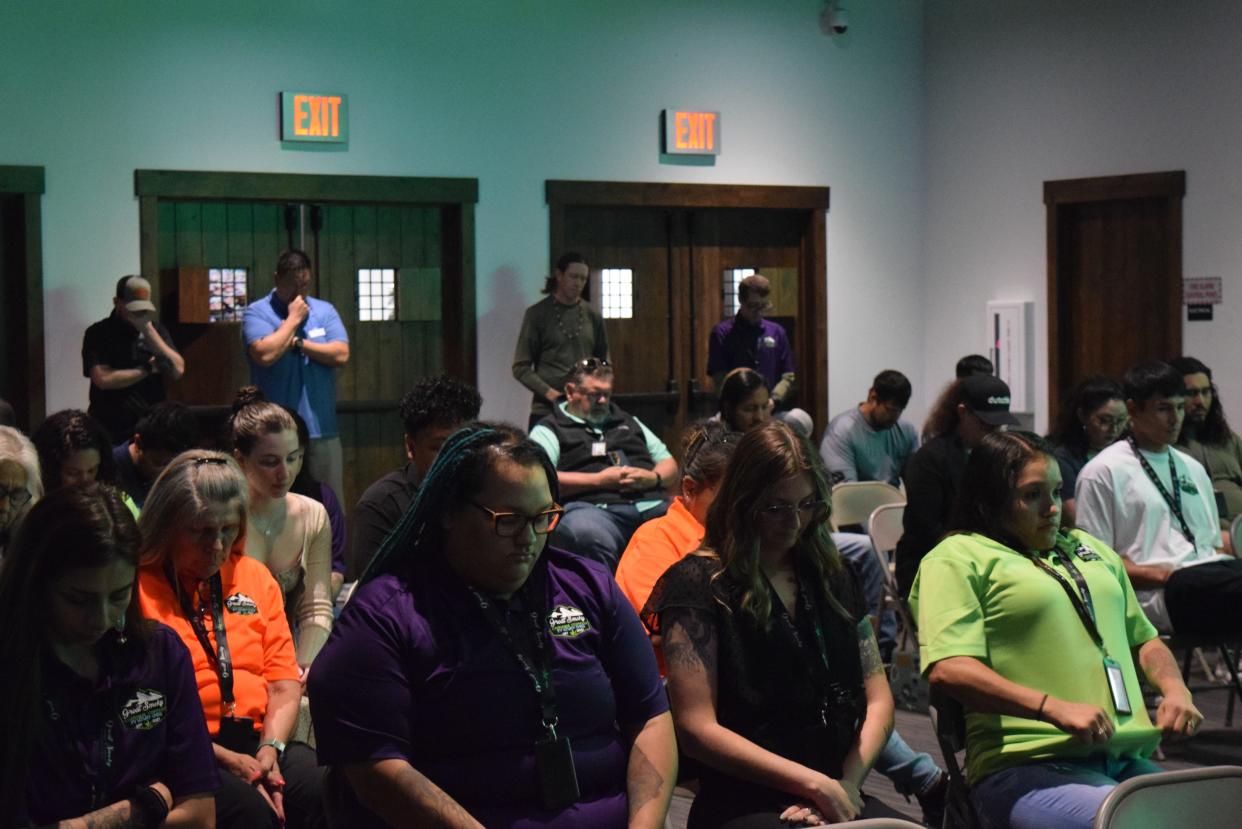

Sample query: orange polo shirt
[616,497,705,617]
[138,552,299,736]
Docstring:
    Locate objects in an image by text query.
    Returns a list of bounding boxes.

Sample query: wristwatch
[258,738,287,758]
[292,336,303,353]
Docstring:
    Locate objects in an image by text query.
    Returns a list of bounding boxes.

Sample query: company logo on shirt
[761,335,777,349]
[1179,474,1199,496]
[225,592,259,615]
[547,604,592,638]
[120,689,167,730]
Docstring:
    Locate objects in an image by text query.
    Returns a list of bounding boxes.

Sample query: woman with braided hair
[309,423,677,828]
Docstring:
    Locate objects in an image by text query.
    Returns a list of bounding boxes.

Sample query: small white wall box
[985,301,1034,414]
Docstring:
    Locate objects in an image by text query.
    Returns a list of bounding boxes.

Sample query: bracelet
[130,785,170,829]
[1036,693,1049,721]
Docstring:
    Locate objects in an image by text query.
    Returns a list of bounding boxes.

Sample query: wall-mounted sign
[662,109,721,155]
[281,92,348,143]
[1183,276,1222,305]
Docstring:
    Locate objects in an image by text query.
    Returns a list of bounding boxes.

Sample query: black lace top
[643,553,867,802]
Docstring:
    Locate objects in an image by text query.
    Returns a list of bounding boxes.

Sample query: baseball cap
[116,275,156,313]
[961,374,1019,426]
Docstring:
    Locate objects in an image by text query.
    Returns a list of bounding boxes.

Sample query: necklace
[249,501,286,541]
[555,301,583,341]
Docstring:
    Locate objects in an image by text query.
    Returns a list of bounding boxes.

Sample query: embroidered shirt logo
[1074,544,1102,562]
[1179,475,1199,496]
[120,689,167,730]
[547,604,591,638]
[225,592,259,615]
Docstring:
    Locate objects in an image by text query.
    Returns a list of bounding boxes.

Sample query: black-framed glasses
[757,498,829,523]
[471,502,564,537]
[0,485,31,507]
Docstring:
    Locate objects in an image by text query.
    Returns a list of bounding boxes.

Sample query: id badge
[535,733,580,810]
[216,715,259,755]
[1104,657,1132,716]
[591,441,608,458]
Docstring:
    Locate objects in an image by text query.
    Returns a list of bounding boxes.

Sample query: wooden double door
[548,181,830,449]
[137,170,477,515]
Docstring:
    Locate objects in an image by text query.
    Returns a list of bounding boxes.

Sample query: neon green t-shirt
[909,529,1160,784]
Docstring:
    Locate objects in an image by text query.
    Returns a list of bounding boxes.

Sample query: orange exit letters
[674,111,717,151]
[292,95,342,138]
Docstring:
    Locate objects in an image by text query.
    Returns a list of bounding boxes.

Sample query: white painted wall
[0,0,927,432]
[924,0,1242,432]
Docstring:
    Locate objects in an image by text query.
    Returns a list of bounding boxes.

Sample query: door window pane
[358,268,397,322]
[207,268,248,322]
[722,267,755,317]
[600,268,634,319]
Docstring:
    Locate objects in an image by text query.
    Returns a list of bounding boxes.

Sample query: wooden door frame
[546,180,831,434]
[1044,170,1185,421]
[0,165,46,430]
[135,169,480,386]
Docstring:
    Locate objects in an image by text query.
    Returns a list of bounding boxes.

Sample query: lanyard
[44,659,121,808]
[764,568,836,725]
[1026,544,1108,657]
[165,564,235,708]
[467,569,560,738]
[1128,436,1197,547]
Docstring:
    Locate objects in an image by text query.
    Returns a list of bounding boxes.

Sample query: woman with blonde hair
[644,421,898,827]
[229,386,334,670]
[137,450,325,828]
[0,425,42,557]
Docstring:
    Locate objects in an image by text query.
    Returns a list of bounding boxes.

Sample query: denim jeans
[971,755,1161,829]
[832,532,898,654]
[550,499,672,571]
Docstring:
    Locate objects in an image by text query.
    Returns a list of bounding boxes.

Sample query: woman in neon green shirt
[910,430,1201,829]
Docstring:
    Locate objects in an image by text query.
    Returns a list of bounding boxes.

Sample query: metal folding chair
[929,689,982,829]
[1093,765,1242,828]
[831,481,905,531]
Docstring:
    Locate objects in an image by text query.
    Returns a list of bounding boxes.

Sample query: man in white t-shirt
[1076,361,1242,634]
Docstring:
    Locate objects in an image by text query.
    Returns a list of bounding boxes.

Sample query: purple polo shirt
[309,546,669,829]
[20,624,219,824]
[706,315,796,391]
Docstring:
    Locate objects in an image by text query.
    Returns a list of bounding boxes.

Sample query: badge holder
[535,719,580,811]
[1104,657,1133,716]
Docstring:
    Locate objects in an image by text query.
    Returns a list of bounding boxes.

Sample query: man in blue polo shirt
[530,358,679,571]
[243,249,350,498]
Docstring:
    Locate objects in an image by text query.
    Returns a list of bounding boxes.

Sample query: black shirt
[81,312,178,441]
[350,462,422,580]
[894,434,969,597]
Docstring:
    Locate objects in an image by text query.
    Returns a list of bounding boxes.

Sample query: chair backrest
[1093,765,1242,828]
[1231,511,1242,555]
[869,502,905,556]
[831,481,905,530]
[929,688,981,829]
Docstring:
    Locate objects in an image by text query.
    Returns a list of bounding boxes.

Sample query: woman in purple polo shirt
[0,486,217,828]
[309,424,678,829]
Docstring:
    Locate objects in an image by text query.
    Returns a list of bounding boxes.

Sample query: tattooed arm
[840,619,895,790]
[662,607,862,823]
[36,786,212,829]
[624,711,677,829]
[343,759,484,829]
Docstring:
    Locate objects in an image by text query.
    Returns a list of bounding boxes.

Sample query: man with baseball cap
[82,275,186,442]
[894,374,1019,597]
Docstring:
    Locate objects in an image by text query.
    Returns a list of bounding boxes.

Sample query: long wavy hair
[361,422,559,583]
[1171,356,1232,446]
[0,486,144,819]
[703,420,851,626]
[949,430,1057,552]
[1048,375,1124,457]
[31,409,118,490]
[922,379,967,441]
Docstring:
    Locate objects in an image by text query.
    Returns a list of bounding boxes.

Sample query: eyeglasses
[471,502,564,537]
[1089,415,1128,431]
[0,485,31,507]
[576,358,611,372]
[758,498,829,523]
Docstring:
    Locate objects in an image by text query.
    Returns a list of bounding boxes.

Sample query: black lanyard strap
[166,564,235,708]
[468,568,560,737]
[1128,436,1197,547]
[1027,545,1108,656]
[764,569,839,725]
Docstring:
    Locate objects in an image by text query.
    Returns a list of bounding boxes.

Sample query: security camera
[821,5,849,36]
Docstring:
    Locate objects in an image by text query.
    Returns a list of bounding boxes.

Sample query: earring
[114,616,127,645]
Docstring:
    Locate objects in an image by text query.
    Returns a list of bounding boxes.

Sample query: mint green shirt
[910,530,1160,783]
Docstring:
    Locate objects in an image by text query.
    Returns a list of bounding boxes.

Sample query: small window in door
[722,267,755,318]
[357,268,397,322]
[207,268,249,322]
[600,268,634,319]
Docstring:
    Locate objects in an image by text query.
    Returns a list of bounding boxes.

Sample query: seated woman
[0,425,42,559]
[910,430,1202,829]
[230,388,334,670]
[644,421,900,827]
[717,367,773,434]
[31,409,137,515]
[286,407,348,599]
[309,424,677,828]
[1047,376,1127,527]
[137,451,325,829]
[0,486,216,827]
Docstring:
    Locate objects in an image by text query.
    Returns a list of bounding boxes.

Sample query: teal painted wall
[1,0,927,427]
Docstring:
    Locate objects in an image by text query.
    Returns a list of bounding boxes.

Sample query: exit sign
[663,109,721,155]
[281,92,348,143]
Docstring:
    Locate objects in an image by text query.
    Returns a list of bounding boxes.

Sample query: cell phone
[607,450,629,466]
